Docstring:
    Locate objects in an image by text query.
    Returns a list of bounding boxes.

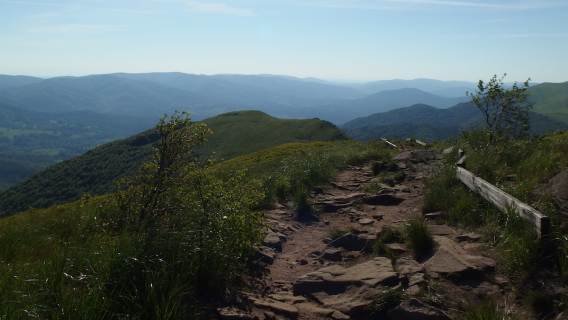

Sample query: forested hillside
[0,111,344,215]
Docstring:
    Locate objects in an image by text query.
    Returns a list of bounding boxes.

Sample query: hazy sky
[1,0,567,82]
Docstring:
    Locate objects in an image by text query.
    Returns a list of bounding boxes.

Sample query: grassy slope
[0,139,388,318]
[0,111,345,215]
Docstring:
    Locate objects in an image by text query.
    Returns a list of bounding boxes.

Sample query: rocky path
[220,150,514,320]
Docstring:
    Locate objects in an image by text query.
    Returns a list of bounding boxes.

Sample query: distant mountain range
[0,72,566,189]
[0,73,471,123]
[343,103,568,141]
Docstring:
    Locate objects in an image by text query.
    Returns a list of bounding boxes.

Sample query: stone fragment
[387,298,451,320]
[217,307,254,320]
[293,257,399,296]
[358,218,374,225]
[396,257,424,275]
[250,297,299,318]
[424,236,495,280]
[322,248,343,261]
[455,232,482,242]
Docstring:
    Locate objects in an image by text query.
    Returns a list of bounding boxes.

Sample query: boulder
[264,232,286,252]
[250,297,299,318]
[427,224,456,236]
[387,298,450,320]
[255,246,276,264]
[385,243,407,255]
[217,307,254,320]
[424,236,495,280]
[537,169,568,216]
[455,232,482,242]
[293,257,399,296]
[330,233,376,251]
[395,257,424,275]
[363,194,405,206]
[322,248,343,261]
[358,218,375,225]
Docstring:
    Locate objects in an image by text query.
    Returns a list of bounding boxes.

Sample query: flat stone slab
[424,236,496,280]
[293,257,399,296]
[358,218,374,225]
[388,298,451,320]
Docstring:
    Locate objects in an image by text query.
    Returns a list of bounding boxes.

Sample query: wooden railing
[455,157,550,238]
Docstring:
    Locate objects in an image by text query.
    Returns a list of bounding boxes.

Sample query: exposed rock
[424,236,495,280]
[250,297,299,318]
[330,233,376,251]
[358,218,374,225]
[295,303,335,317]
[322,248,343,261]
[264,232,286,252]
[388,298,451,320]
[442,146,455,155]
[269,293,307,304]
[394,150,437,163]
[408,273,426,286]
[427,224,456,236]
[331,310,351,319]
[320,201,353,212]
[385,243,407,255]
[455,232,482,242]
[536,169,568,216]
[293,257,399,296]
[255,246,276,264]
[396,257,424,275]
[363,194,405,206]
[217,307,254,320]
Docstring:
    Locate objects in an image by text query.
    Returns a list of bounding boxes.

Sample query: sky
[1,0,567,82]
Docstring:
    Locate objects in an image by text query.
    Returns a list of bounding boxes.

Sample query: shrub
[405,217,434,259]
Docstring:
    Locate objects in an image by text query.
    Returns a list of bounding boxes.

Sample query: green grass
[462,301,516,320]
[0,133,391,318]
[404,216,434,259]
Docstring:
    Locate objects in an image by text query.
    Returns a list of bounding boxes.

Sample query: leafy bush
[404,217,434,259]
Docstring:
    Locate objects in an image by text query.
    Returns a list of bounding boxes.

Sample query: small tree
[468,74,532,140]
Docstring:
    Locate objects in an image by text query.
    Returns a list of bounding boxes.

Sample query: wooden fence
[456,165,550,238]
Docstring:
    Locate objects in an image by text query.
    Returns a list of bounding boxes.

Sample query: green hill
[529,81,568,124]
[0,111,345,215]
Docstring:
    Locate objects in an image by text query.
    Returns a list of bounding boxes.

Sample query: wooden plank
[456,166,550,238]
[381,138,398,149]
[414,139,427,146]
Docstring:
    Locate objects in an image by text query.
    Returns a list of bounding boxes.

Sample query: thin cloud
[185,1,254,16]
[301,0,568,10]
[28,23,126,33]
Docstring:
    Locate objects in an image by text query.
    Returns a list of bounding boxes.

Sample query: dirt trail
[220,149,515,320]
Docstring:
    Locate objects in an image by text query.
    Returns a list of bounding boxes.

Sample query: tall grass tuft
[404,216,434,260]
